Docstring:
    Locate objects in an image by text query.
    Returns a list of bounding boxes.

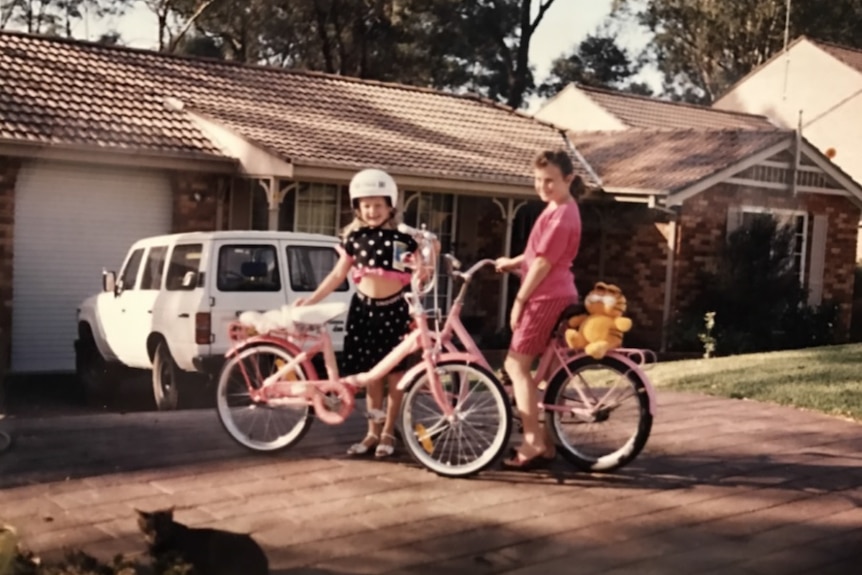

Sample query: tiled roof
[577,85,777,130]
[0,31,583,187]
[569,129,791,193]
[810,38,862,75]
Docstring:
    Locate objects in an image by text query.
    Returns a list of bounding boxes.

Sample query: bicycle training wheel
[216,344,313,453]
[544,354,653,472]
[400,361,512,478]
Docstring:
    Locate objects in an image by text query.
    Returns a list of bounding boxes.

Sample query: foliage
[610,0,862,102]
[0,0,132,36]
[537,29,652,98]
[697,311,716,359]
[143,0,560,108]
[671,214,839,355]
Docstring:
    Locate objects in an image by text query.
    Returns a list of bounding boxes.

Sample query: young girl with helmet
[295,168,419,458]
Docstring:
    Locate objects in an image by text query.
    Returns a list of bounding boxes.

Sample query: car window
[119,248,144,291]
[141,246,169,290]
[166,243,203,291]
[286,246,347,292]
[217,244,281,292]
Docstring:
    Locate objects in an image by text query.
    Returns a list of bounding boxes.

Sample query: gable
[534,84,627,131]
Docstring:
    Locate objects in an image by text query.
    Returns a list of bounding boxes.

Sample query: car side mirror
[181,271,198,289]
[102,270,116,294]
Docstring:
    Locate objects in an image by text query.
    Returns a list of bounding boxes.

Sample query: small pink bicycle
[215,224,514,478]
[429,254,658,472]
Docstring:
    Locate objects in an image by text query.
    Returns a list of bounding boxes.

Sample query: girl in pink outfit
[495,149,582,470]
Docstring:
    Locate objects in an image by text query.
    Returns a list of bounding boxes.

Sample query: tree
[611,0,862,103]
[1,0,131,36]
[537,32,650,98]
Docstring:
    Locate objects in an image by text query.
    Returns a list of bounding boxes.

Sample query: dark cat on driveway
[136,507,269,575]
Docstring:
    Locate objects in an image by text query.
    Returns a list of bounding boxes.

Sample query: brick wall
[0,156,19,372]
[574,202,670,348]
[674,183,860,341]
[171,172,230,233]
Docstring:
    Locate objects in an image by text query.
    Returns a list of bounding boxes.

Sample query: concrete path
[1,391,860,574]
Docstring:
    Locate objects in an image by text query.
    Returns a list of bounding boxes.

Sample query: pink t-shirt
[520,201,581,301]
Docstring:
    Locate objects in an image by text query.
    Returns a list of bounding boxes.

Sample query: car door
[123,244,169,368]
[208,240,289,354]
[282,240,351,351]
[99,246,144,365]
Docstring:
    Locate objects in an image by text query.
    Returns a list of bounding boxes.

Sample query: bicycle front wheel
[216,344,313,453]
[545,354,653,472]
[399,361,512,478]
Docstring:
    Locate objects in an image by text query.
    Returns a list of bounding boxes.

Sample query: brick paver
[1,391,860,574]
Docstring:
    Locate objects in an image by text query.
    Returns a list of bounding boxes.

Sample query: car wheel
[75,330,115,403]
[152,341,180,411]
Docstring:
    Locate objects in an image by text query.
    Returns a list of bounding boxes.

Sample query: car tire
[75,328,115,403]
[152,341,180,411]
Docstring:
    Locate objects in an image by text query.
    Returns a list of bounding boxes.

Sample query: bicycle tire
[544,354,653,472]
[216,344,314,453]
[399,360,512,478]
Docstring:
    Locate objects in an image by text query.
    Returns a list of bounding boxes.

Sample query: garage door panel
[12,161,173,373]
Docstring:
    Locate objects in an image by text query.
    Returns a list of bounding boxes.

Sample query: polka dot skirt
[341,291,415,376]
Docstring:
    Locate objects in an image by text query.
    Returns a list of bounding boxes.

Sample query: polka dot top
[339,226,419,286]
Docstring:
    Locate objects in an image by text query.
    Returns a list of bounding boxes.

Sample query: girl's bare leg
[504,351,548,459]
[377,371,405,456]
[348,379,384,455]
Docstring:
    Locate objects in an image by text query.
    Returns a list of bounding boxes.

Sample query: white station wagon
[75,230,352,410]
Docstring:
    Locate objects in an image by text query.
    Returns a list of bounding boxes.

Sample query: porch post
[660,215,678,353]
[492,198,526,331]
[258,177,296,231]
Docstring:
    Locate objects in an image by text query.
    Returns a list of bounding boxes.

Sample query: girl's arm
[494,253,524,272]
[296,253,352,306]
[513,256,551,302]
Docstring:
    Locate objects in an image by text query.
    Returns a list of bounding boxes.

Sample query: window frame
[141,245,169,291]
[165,243,204,292]
[216,243,282,293]
[740,206,808,285]
[118,248,145,292]
[285,245,349,293]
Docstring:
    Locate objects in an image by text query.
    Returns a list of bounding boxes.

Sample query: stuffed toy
[565,282,633,359]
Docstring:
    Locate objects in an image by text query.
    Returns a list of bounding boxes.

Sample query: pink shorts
[510,297,576,357]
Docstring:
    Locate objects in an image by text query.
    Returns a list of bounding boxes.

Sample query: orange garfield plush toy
[565,282,633,359]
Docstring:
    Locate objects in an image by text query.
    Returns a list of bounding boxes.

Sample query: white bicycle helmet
[349,168,398,208]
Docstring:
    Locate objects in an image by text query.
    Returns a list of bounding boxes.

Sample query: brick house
[0,31,601,374]
[536,86,862,349]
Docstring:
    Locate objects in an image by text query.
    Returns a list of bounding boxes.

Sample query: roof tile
[0,32,583,187]
[569,129,791,193]
[577,85,777,131]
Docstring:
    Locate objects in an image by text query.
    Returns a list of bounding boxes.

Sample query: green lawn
[647,343,862,422]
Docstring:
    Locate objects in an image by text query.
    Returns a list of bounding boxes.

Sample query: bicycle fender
[395,352,484,391]
[603,350,659,416]
[225,336,320,380]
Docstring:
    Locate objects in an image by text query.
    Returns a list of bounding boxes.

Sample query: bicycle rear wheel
[400,361,512,478]
[544,354,653,472]
[216,344,313,453]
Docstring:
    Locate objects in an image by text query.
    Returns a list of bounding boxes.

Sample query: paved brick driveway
[1,391,860,574]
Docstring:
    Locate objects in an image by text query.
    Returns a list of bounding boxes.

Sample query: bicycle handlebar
[444,254,496,281]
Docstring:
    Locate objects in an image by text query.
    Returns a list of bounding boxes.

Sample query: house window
[741,207,808,284]
[294,182,341,236]
[404,191,457,313]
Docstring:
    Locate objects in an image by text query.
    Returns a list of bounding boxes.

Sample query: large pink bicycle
[427,254,658,472]
[215,225,513,478]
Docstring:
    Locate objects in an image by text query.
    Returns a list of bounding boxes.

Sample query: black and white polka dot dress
[340,227,418,376]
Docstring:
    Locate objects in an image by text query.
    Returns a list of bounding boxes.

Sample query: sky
[54,0,658,111]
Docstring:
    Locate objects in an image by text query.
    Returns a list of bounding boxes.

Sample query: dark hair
[534,149,575,177]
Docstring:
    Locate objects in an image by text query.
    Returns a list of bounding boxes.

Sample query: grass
[646,343,862,422]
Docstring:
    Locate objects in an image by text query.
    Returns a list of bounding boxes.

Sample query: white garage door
[12,161,173,372]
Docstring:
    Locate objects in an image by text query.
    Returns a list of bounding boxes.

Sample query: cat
[135,507,269,575]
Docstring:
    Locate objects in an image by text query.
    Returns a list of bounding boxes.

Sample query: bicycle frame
[396,257,657,417]
[224,226,467,426]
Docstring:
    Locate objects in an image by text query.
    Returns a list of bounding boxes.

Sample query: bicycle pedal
[414,424,435,454]
[366,408,386,424]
